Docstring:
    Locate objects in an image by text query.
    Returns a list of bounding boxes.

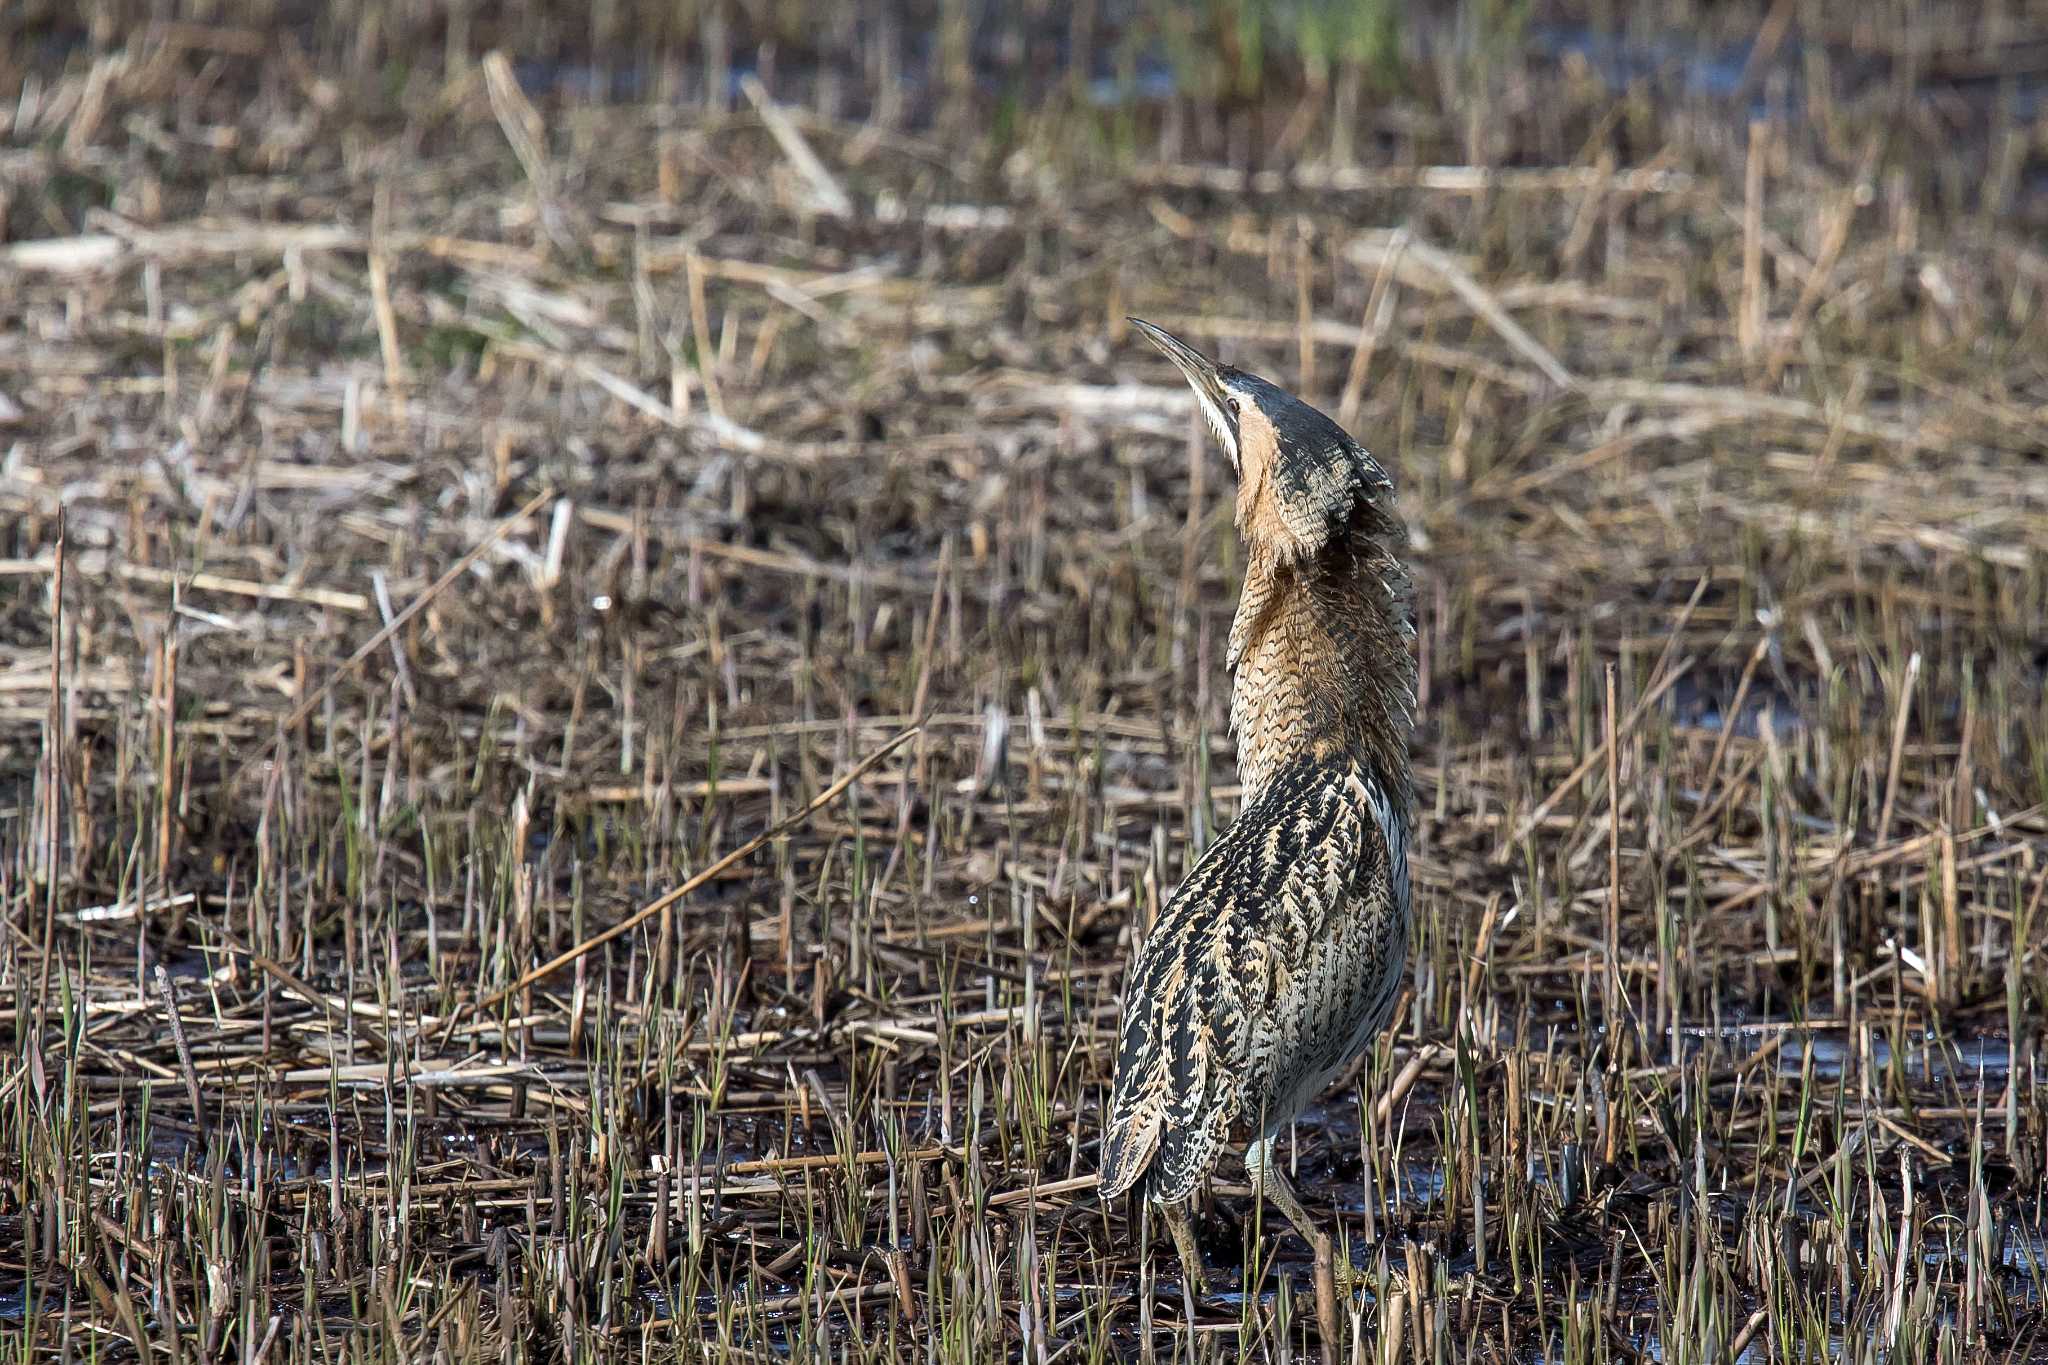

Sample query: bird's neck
[1226,531,1415,809]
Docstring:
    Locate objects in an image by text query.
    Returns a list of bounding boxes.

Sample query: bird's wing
[1099,756,1393,1203]
[1245,762,1408,1114]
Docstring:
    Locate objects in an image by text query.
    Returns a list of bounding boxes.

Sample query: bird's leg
[1246,1137,1347,1358]
[1244,1138,1353,1290]
[1157,1198,1210,1296]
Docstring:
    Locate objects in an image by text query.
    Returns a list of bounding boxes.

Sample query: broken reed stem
[1698,634,1772,802]
[685,249,724,418]
[154,964,211,1148]
[1876,651,1921,846]
[1729,1307,1770,1362]
[1374,1042,1444,1127]
[1741,119,1766,361]
[1762,187,1859,387]
[1379,1289,1408,1365]
[229,486,556,789]
[156,605,178,893]
[741,74,854,218]
[478,725,920,1011]
[1603,662,1622,1022]
[1940,826,1961,1008]
[1462,894,1506,1014]
[1809,364,1869,480]
[1311,1242,1339,1365]
[368,240,407,391]
[370,569,419,708]
[1338,227,1403,431]
[481,48,573,256]
[39,507,65,995]
[1295,224,1316,397]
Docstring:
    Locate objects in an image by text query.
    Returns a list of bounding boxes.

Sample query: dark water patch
[1668,669,1808,740]
[1533,23,1763,111]
[1643,1024,2018,1096]
[1533,20,2047,125]
[1775,1029,2015,1087]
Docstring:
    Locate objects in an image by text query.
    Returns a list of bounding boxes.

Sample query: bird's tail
[1098,1099,1161,1200]
[1101,972,1225,1204]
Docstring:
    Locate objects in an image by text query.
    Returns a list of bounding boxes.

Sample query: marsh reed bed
[3,2,2047,1359]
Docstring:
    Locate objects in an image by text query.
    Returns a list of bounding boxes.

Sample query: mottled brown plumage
[1103,320,1416,1288]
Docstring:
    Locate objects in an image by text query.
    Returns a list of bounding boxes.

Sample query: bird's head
[1130,317,1396,564]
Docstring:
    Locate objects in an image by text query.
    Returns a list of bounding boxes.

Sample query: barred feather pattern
[1098,755,1410,1203]
[1098,348,1416,1211]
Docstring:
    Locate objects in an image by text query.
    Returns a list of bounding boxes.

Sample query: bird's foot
[1330,1250,1363,1294]
[1312,1231,1360,1293]
[1161,1201,1210,1298]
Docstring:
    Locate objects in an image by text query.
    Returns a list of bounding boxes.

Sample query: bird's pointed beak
[1129,317,1227,411]
[1128,317,1240,464]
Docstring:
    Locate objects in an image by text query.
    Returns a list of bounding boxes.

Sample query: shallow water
[1667,670,1808,740]
[1776,1029,2016,1085]
[488,6,2048,199]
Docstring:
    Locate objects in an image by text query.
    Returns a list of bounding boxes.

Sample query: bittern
[1101,319,1416,1290]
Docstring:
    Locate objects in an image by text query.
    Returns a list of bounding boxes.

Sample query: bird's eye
[1225,397,1240,415]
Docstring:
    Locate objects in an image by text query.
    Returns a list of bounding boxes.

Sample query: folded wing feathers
[1100,757,1388,1202]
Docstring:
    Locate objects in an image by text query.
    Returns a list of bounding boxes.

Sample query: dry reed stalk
[742,74,854,218]
[482,49,572,255]
[1741,119,1768,361]
[1337,227,1403,431]
[155,611,176,892]
[229,486,556,788]
[478,725,918,1010]
[684,248,725,418]
[1346,233,1575,390]
[1762,186,1861,388]
[368,189,408,391]
[1295,223,1316,397]
[113,562,370,612]
[153,964,210,1147]
[37,507,64,997]
[1876,651,1922,847]
[1603,662,1622,1023]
